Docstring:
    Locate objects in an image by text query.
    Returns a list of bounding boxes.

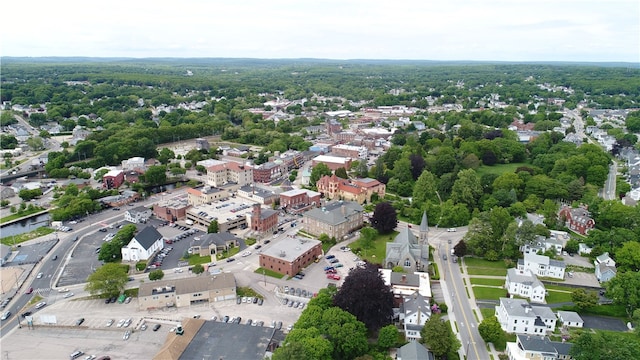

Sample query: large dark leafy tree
[370,201,397,234]
[85,263,128,297]
[605,270,640,318]
[310,163,332,187]
[570,331,640,360]
[333,263,394,333]
[420,314,461,359]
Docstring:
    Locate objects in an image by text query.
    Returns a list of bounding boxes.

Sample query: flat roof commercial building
[138,273,236,311]
[185,198,259,232]
[259,238,322,277]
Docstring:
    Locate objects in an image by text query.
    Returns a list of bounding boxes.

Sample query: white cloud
[3,0,638,62]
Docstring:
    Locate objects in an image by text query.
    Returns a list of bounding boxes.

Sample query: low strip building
[138,273,236,310]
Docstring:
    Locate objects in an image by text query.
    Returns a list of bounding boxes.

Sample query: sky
[3,0,639,62]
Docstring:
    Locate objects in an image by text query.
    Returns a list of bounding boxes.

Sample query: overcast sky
[3,0,639,62]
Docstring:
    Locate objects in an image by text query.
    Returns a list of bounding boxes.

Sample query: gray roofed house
[396,341,435,360]
[506,334,573,360]
[505,268,546,303]
[557,311,584,328]
[124,205,152,224]
[496,298,557,335]
[402,292,432,341]
[192,232,240,260]
[518,253,566,280]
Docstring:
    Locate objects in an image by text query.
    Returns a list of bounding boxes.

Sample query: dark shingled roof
[134,226,163,250]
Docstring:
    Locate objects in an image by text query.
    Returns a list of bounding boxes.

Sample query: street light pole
[466,340,470,359]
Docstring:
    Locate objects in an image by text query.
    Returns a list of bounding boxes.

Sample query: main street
[429,227,490,360]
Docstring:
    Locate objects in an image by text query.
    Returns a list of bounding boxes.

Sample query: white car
[106,319,114,327]
[123,318,132,327]
[117,319,125,327]
[123,330,131,340]
[63,292,75,298]
[36,272,43,279]
[447,228,456,232]
[35,302,47,309]
[241,251,251,257]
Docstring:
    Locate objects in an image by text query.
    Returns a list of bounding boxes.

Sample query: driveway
[581,315,628,331]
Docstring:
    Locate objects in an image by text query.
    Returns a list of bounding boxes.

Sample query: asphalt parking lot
[1,283,303,359]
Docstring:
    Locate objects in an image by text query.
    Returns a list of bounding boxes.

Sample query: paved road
[432,228,490,360]
[602,162,617,200]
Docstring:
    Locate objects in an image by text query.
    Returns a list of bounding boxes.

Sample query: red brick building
[103,169,124,189]
[249,204,278,234]
[252,162,283,183]
[316,175,385,204]
[280,189,322,214]
[153,199,190,222]
[259,238,323,276]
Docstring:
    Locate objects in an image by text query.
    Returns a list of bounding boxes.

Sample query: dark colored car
[153,324,161,331]
[22,311,32,318]
[226,258,235,263]
[264,240,271,244]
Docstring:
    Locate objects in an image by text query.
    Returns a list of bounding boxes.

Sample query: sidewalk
[460,257,501,360]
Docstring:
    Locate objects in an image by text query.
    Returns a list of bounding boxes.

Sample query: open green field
[475,162,528,177]
[472,286,507,300]
[470,278,505,286]
[351,230,398,265]
[464,257,509,276]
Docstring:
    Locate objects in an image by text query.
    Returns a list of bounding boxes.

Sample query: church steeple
[419,210,429,243]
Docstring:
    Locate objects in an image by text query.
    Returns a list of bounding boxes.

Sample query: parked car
[123,330,131,340]
[76,318,85,326]
[447,228,456,232]
[153,324,161,331]
[325,255,335,260]
[106,319,114,327]
[35,302,47,309]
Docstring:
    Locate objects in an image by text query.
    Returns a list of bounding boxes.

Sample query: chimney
[401,274,406,283]
[341,205,346,216]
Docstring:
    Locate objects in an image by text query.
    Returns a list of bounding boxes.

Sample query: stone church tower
[419,210,429,265]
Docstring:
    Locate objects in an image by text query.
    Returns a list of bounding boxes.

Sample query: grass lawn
[470,278,505,286]
[475,162,528,177]
[557,304,627,318]
[254,267,286,279]
[0,207,46,224]
[545,284,576,291]
[464,257,509,276]
[472,286,507,300]
[187,255,212,265]
[1,226,55,246]
[546,290,573,304]
[466,268,508,276]
[351,230,398,265]
[480,307,496,319]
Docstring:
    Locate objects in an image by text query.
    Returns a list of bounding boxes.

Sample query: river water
[0,212,51,237]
